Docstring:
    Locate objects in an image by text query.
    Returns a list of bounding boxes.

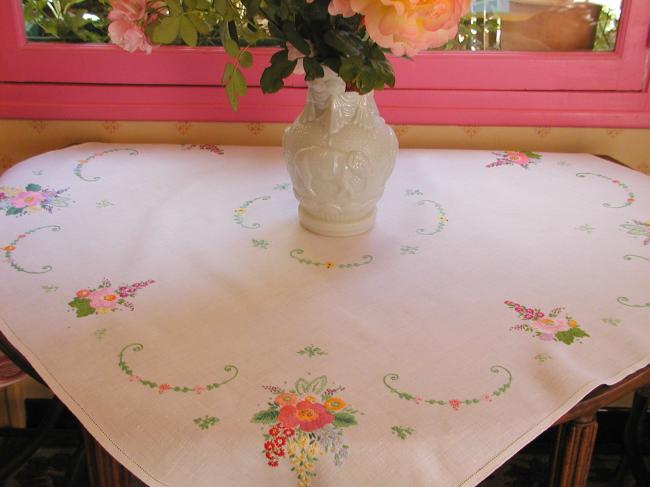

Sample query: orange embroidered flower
[103,294,117,302]
[324,261,335,269]
[76,290,91,298]
[2,245,16,252]
[274,392,298,407]
[303,395,318,403]
[323,397,346,412]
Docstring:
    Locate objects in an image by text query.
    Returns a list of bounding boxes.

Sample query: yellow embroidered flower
[303,395,318,403]
[323,397,346,412]
[26,206,41,213]
[324,261,335,269]
[234,207,246,215]
[297,434,309,449]
[568,319,578,328]
[95,307,111,315]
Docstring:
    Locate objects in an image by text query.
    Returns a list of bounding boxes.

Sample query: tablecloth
[0,143,649,487]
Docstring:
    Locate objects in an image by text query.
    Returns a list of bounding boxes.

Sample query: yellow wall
[1,120,650,174]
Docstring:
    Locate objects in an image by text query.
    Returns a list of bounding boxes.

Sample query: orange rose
[328,0,470,56]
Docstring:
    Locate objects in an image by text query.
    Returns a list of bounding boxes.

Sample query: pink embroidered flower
[482,393,492,402]
[328,0,470,56]
[193,386,206,394]
[530,318,570,334]
[449,399,461,410]
[505,151,530,166]
[158,383,171,394]
[76,290,91,298]
[10,191,44,208]
[414,396,424,405]
[88,288,119,311]
[278,400,334,432]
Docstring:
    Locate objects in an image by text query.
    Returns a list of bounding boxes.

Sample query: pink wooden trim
[1,0,649,91]
[2,83,650,127]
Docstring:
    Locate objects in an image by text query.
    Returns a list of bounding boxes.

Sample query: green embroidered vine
[382,365,512,410]
[289,249,373,269]
[624,254,650,263]
[2,225,61,274]
[617,255,650,308]
[416,200,448,236]
[118,343,238,394]
[576,173,635,208]
[233,196,271,229]
[74,148,139,182]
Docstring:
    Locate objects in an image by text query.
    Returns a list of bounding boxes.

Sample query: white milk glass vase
[283,68,398,237]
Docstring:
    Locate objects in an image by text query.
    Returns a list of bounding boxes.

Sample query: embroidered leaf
[6,207,23,216]
[68,297,95,318]
[251,409,279,424]
[25,184,42,191]
[332,412,357,428]
[555,327,589,345]
[295,376,328,395]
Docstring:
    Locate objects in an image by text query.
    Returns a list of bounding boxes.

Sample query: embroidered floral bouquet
[107,0,470,109]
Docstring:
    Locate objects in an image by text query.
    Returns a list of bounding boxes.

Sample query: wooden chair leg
[548,413,598,487]
[614,386,650,486]
[82,428,145,487]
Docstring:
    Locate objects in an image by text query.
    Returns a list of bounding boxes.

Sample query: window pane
[439,0,621,51]
[23,0,621,52]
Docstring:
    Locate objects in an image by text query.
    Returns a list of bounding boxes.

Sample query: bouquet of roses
[107,0,470,109]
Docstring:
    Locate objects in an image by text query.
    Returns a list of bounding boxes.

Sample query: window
[1,0,649,126]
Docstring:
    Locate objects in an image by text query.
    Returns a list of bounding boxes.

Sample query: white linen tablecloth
[0,143,649,487]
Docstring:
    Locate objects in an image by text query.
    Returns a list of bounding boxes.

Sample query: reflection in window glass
[23,0,621,52]
[441,0,622,51]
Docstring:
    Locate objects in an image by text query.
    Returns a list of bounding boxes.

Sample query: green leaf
[251,409,279,424]
[303,57,324,81]
[68,298,95,318]
[25,184,42,191]
[166,0,182,16]
[260,66,284,94]
[324,30,364,57]
[226,79,238,111]
[239,50,253,68]
[152,16,180,44]
[179,16,198,46]
[213,0,228,15]
[223,38,240,58]
[187,13,211,35]
[332,412,357,428]
[222,62,235,83]
[6,207,23,216]
[232,67,247,96]
[283,22,310,55]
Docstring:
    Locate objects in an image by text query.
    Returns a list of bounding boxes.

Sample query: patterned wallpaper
[1,120,649,175]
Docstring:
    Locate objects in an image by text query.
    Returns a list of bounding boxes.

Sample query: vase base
[298,206,376,237]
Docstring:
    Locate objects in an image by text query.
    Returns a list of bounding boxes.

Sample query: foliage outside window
[22,0,620,52]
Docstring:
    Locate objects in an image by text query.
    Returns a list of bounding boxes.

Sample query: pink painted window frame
[1,0,650,126]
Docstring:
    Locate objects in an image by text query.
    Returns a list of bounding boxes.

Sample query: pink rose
[108,0,147,22]
[328,0,470,56]
[10,191,44,208]
[505,151,530,165]
[107,0,163,54]
[108,19,153,54]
